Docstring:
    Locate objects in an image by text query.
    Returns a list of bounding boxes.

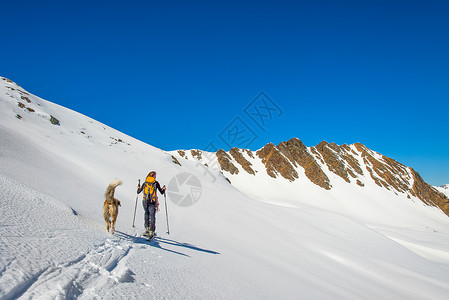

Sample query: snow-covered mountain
[172,141,449,219]
[2,76,449,299]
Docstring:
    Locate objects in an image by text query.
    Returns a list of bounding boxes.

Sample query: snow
[2,76,449,299]
[435,184,449,198]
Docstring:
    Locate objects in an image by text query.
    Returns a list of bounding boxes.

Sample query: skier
[137,171,166,239]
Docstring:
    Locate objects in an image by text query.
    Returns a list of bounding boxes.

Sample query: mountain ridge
[173,139,449,217]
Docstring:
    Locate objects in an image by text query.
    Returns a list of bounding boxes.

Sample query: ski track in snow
[0,175,136,300]
[18,239,134,300]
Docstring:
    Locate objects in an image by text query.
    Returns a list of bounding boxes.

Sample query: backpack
[143,177,157,203]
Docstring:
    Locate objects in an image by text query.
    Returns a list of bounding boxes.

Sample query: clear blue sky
[1,0,448,185]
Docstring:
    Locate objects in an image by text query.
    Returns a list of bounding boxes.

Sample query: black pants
[143,200,156,231]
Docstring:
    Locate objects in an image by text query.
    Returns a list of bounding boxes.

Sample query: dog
[103,179,122,233]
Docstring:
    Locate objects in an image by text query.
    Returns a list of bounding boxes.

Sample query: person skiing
[137,171,166,239]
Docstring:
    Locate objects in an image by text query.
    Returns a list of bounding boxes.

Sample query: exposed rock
[229,148,255,175]
[244,149,255,159]
[18,89,29,96]
[16,114,22,120]
[310,147,325,164]
[339,144,363,176]
[410,168,449,216]
[256,142,298,181]
[315,141,351,183]
[354,143,409,193]
[314,141,364,184]
[356,180,364,187]
[177,150,187,159]
[21,96,31,103]
[108,137,130,146]
[171,155,181,166]
[347,169,356,179]
[276,138,331,189]
[216,149,239,175]
[18,102,25,108]
[191,149,202,160]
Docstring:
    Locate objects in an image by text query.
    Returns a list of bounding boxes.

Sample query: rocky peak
[276,138,331,189]
[256,142,298,181]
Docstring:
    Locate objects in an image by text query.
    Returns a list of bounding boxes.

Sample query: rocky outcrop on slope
[256,143,298,181]
[354,143,411,193]
[229,148,255,175]
[410,169,449,215]
[191,149,202,160]
[216,149,239,175]
[171,155,181,166]
[314,141,363,184]
[2,77,61,126]
[177,150,186,159]
[277,138,331,189]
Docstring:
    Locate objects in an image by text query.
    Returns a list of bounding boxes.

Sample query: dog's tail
[105,179,122,202]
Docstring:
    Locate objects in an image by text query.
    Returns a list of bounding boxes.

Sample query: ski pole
[132,179,140,227]
[163,186,170,234]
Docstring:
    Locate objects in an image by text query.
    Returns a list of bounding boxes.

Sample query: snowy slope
[2,77,449,299]
[436,184,449,198]
[172,146,447,227]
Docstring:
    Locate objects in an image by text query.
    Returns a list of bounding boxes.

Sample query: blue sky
[1,0,448,185]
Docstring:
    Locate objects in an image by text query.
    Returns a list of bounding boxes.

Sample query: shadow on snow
[114,231,220,257]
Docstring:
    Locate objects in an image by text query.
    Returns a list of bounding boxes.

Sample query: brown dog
[103,179,122,233]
